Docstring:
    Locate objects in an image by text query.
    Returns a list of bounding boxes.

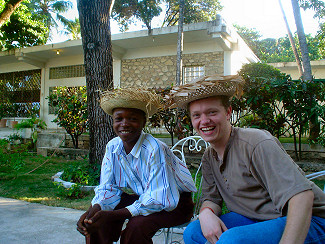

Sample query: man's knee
[120,216,156,244]
[124,216,156,236]
[217,228,248,243]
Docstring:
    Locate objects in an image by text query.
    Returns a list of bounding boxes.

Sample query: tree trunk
[0,0,24,27]
[176,0,184,85]
[278,0,304,78]
[291,0,312,81]
[77,0,116,166]
[291,0,319,140]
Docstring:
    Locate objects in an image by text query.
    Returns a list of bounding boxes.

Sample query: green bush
[47,86,88,149]
[61,163,100,186]
[15,116,47,130]
[54,182,89,199]
[0,138,30,174]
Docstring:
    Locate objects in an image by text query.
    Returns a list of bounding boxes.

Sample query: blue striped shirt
[91,132,196,216]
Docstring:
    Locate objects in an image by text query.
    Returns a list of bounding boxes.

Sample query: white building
[0,16,259,129]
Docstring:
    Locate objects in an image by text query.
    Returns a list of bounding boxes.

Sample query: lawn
[1,138,325,213]
[0,140,94,211]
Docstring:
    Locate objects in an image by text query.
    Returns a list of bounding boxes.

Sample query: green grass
[278,137,309,144]
[1,138,325,214]
[152,133,173,138]
[0,140,94,211]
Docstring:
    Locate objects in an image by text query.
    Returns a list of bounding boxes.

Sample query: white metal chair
[159,136,209,244]
[306,170,325,191]
[160,140,325,243]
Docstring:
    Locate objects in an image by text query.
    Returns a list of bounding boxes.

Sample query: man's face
[112,108,146,146]
[189,96,232,145]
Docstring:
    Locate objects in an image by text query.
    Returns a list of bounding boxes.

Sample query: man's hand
[199,207,228,244]
[82,207,132,236]
[76,204,101,236]
[83,210,114,235]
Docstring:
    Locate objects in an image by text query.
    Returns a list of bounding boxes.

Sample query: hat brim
[100,98,159,118]
[100,88,162,118]
[167,75,244,109]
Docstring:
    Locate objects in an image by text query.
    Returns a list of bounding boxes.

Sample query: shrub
[14,116,47,130]
[61,163,100,186]
[47,86,88,149]
[14,117,47,144]
[54,182,89,199]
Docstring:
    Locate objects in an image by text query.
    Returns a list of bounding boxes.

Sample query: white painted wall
[270,60,325,80]
[123,41,222,60]
[0,62,40,73]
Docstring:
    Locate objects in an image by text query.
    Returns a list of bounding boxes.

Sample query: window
[183,66,205,84]
[49,65,85,79]
[0,70,41,117]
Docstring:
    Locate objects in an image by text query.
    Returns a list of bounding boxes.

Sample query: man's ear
[226,106,232,121]
[143,116,147,128]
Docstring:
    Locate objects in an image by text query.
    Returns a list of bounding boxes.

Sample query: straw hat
[100,87,162,118]
[166,74,245,109]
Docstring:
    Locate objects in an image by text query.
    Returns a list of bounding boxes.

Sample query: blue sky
[51,0,321,43]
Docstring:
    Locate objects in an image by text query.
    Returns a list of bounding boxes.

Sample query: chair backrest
[306,171,325,192]
[170,136,209,216]
[306,171,325,181]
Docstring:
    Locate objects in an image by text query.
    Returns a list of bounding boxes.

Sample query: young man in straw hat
[167,75,325,244]
[77,88,196,244]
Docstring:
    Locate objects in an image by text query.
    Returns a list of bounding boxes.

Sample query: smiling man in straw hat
[167,75,325,244]
[77,87,196,244]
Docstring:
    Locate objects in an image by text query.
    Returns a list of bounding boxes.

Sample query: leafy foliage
[0,0,73,50]
[61,17,80,40]
[14,116,47,130]
[237,63,289,138]
[274,78,320,159]
[0,138,32,175]
[54,182,89,199]
[162,0,222,26]
[61,163,100,186]
[47,86,88,149]
[14,116,47,144]
[0,1,48,50]
[25,0,72,29]
[299,0,325,20]
[112,0,163,32]
[233,24,262,55]
[237,63,325,160]
[235,24,325,63]
[148,87,194,146]
[112,0,222,31]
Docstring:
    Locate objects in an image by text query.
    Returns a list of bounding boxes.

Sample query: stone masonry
[120,52,224,88]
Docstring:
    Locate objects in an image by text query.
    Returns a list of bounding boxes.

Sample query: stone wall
[120,52,224,87]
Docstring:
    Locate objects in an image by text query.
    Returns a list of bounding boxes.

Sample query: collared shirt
[92,132,196,216]
[201,127,325,220]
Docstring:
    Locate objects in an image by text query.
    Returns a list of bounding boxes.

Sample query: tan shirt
[201,127,325,220]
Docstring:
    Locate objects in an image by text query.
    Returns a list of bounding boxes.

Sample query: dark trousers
[86,192,194,244]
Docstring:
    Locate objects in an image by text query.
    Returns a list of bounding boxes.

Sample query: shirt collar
[112,131,145,158]
[217,126,236,168]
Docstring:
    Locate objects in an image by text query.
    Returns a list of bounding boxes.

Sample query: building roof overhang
[0,15,253,69]
[270,60,325,70]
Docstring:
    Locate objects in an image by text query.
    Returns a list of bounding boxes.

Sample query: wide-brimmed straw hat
[166,74,245,109]
[100,87,162,118]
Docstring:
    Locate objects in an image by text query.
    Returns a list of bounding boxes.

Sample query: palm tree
[62,17,81,40]
[278,0,304,78]
[291,0,313,81]
[25,0,73,38]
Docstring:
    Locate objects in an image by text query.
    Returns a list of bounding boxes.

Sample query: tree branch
[0,0,25,27]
